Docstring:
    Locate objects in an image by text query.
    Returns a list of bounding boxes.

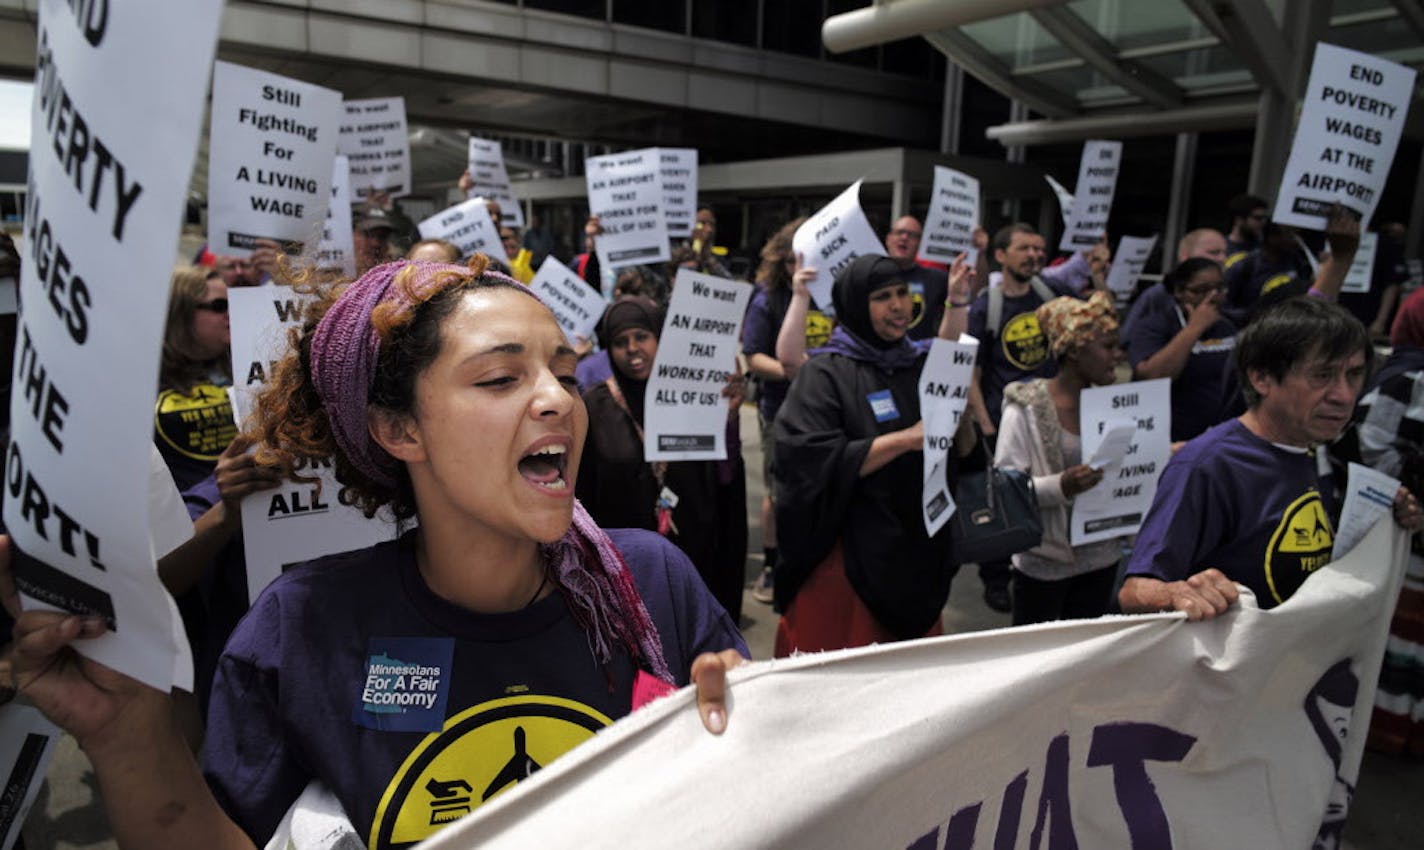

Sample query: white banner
[1274,44,1416,230]
[208,62,340,256]
[792,180,883,316]
[417,198,509,266]
[9,0,222,691]
[312,154,356,278]
[529,256,604,345]
[919,166,979,265]
[425,519,1408,850]
[1104,235,1158,301]
[1045,174,1073,228]
[228,288,397,605]
[919,336,978,536]
[337,96,411,198]
[644,270,752,461]
[466,138,524,228]
[1071,378,1171,545]
[586,149,669,271]
[658,147,698,238]
[1341,231,1378,294]
[0,703,60,850]
[1060,140,1122,252]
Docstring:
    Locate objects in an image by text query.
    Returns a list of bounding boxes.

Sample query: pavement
[20,403,1423,848]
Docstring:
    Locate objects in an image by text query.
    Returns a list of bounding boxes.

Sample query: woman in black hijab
[772,254,976,655]
[578,296,749,622]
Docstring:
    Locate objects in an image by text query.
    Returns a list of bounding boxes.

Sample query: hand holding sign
[792,181,884,315]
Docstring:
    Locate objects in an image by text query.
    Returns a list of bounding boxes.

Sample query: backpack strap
[1028,276,1055,303]
[986,286,1004,345]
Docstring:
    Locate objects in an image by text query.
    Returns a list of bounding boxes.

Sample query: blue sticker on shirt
[867,389,900,423]
[354,637,455,732]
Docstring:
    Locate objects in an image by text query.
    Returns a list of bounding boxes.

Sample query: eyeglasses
[196,299,229,313]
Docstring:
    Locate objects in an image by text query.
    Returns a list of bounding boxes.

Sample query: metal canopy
[825,0,1424,146]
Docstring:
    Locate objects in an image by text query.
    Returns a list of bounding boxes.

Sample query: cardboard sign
[1071,378,1171,545]
[228,287,398,605]
[1274,44,1416,230]
[466,138,524,228]
[338,96,411,198]
[208,61,341,256]
[658,148,698,238]
[1104,235,1158,301]
[312,154,356,278]
[1060,140,1122,251]
[791,180,884,316]
[529,256,604,344]
[919,336,978,535]
[1340,231,1378,294]
[585,148,670,271]
[8,0,223,691]
[919,166,980,265]
[417,198,509,266]
[644,270,752,461]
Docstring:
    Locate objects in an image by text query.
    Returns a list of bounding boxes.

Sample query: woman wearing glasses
[155,265,235,492]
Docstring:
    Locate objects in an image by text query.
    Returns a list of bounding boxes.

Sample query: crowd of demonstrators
[5,255,748,848]
[578,296,748,622]
[994,292,1125,626]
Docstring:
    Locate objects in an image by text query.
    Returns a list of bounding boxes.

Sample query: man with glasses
[883,216,948,341]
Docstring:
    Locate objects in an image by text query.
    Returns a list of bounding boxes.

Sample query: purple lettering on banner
[1087,722,1196,850]
[943,803,982,850]
[1030,734,1079,850]
[994,771,1029,850]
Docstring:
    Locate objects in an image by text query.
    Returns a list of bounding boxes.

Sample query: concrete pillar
[1163,131,1198,273]
[940,61,964,155]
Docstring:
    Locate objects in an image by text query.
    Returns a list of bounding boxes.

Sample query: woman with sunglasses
[4,255,746,849]
[155,266,236,491]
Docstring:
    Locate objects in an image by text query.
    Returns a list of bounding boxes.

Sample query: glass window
[959,12,1072,69]
[613,0,685,34]
[762,0,822,57]
[1065,0,1206,52]
[524,0,606,19]
[692,0,757,47]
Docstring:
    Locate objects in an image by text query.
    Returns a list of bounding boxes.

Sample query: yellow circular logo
[1264,490,1334,604]
[1260,272,1296,295]
[908,285,926,330]
[805,310,832,349]
[154,384,236,461]
[369,695,612,848]
[1001,312,1048,371]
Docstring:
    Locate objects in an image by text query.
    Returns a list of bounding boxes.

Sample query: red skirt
[774,542,943,658]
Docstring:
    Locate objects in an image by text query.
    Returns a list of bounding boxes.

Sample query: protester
[1225,193,1269,265]
[406,238,461,264]
[353,207,399,275]
[501,225,535,283]
[772,254,976,655]
[687,207,731,278]
[1120,297,1424,620]
[995,291,1124,625]
[1126,258,1236,442]
[1121,228,1228,337]
[578,296,748,622]
[1222,222,1317,324]
[1353,287,1424,754]
[522,213,555,268]
[155,266,235,492]
[1338,222,1409,338]
[883,215,948,339]
[4,256,748,849]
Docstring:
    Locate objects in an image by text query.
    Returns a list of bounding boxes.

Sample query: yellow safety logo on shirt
[805,310,832,349]
[1002,312,1049,371]
[369,695,611,848]
[1261,273,1296,295]
[908,284,926,330]
[1264,490,1334,604]
[1224,251,1248,269]
[154,384,236,461]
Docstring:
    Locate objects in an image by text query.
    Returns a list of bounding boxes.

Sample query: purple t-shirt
[965,278,1078,426]
[204,528,745,848]
[1125,419,1336,609]
[1123,295,1237,442]
[742,286,831,422]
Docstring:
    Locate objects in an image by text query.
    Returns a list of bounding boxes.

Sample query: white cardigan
[993,379,1122,580]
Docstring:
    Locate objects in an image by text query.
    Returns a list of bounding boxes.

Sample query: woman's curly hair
[247,254,530,520]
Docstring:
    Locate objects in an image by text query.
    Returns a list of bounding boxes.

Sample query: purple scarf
[820,324,930,374]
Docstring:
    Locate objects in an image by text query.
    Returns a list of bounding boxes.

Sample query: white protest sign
[586,148,669,271]
[658,147,698,238]
[1071,378,1171,545]
[920,336,978,535]
[228,287,398,605]
[529,256,604,345]
[466,138,524,228]
[644,270,752,461]
[312,154,356,278]
[208,62,340,257]
[0,704,60,850]
[792,180,884,316]
[1104,235,1158,301]
[1060,140,1122,252]
[1333,461,1399,560]
[337,96,411,198]
[8,0,222,691]
[1045,174,1074,228]
[1087,420,1135,471]
[919,166,980,265]
[417,198,509,266]
[1341,231,1378,294]
[426,521,1408,850]
[1274,44,1416,230]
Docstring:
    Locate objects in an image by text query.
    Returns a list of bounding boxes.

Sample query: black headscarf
[595,295,664,423]
[824,253,926,371]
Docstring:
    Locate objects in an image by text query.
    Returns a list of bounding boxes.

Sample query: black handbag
[949,432,1043,566]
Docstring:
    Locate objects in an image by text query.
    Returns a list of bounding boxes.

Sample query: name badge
[867,389,900,423]
[354,637,455,732]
